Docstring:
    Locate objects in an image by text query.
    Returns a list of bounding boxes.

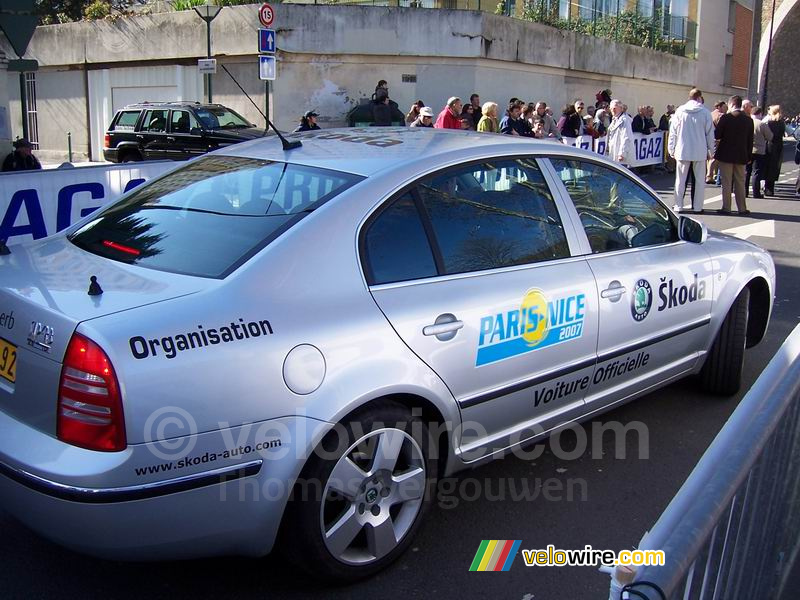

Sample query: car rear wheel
[282,402,436,582]
[120,150,142,162]
[700,287,750,395]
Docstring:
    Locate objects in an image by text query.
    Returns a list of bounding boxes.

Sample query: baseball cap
[419,107,434,118]
[304,111,319,118]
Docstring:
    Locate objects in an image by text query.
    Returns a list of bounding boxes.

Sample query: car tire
[700,287,750,396]
[120,151,142,163]
[281,401,437,582]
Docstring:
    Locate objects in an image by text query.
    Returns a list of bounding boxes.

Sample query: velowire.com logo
[469,540,522,572]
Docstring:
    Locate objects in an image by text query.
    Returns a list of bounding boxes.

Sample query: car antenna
[218,64,301,151]
[88,275,103,296]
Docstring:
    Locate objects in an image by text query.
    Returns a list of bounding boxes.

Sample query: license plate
[0,337,17,384]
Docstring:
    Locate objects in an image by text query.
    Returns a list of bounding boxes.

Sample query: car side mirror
[679,215,707,244]
[190,127,203,135]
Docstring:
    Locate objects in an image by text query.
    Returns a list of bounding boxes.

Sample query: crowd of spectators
[308,80,799,200]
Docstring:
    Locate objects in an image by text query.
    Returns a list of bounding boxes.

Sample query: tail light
[58,333,126,452]
[104,134,111,148]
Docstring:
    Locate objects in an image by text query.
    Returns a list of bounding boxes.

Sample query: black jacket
[714,110,754,165]
[558,113,581,138]
[632,115,656,134]
[2,150,42,172]
[293,122,321,132]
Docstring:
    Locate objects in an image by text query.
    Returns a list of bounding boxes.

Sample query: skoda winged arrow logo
[631,279,653,322]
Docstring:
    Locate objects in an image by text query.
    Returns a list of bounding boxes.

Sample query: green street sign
[0,0,38,58]
[7,58,37,72]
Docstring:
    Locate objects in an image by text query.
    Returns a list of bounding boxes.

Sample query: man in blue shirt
[499,101,531,137]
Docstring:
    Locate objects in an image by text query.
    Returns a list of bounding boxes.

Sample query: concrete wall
[0,5,712,162]
[0,50,10,157]
[7,67,89,163]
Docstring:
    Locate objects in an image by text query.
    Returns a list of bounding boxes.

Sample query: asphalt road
[2,149,799,600]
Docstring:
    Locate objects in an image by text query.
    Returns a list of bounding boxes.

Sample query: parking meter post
[67,131,72,163]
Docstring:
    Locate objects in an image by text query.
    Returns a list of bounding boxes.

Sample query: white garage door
[111,86,179,113]
[88,66,203,160]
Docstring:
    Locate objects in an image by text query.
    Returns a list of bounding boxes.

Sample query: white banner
[631,132,665,167]
[562,135,598,153]
[1,162,175,245]
[561,132,665,168]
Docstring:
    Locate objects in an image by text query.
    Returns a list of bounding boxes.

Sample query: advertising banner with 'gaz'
[562,132,666,167]
[1,162,175,246]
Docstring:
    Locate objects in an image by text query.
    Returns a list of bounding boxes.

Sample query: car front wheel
[700,287,750,395]
[282,402,436,582]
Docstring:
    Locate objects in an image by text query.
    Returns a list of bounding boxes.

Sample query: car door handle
[423,321,463,336]
[601,282,626,300]
[423,314,463,341]
[166,136,175,142]
[136,135,144,140]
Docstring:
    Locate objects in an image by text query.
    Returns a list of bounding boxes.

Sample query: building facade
[0,3,763,163]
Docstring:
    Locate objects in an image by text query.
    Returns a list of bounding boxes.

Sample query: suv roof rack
[122,101,222,108]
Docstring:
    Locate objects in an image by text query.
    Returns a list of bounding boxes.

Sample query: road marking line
[721,220,775,240]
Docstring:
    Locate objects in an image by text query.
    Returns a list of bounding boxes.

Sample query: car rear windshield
[68,155,362,278]
[113,110,141,130]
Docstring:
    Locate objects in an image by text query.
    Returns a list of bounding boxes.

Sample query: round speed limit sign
[259,3,274,28]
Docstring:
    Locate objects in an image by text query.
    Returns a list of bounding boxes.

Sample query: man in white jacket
[607,99,635,166]
[668,88,715,213]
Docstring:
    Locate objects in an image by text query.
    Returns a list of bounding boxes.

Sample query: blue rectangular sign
[259,55,276,81]
[259,28,276,53]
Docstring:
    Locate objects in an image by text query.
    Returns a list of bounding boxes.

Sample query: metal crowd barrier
[626,323,800,599]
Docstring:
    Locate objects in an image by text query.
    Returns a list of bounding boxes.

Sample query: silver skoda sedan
[0,128,774,581]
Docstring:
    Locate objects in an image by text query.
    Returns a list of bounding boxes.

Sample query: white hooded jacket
[606,113,635,165]
[668,99,715,162]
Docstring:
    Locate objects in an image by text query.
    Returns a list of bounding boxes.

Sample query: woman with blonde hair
[764,105,786,196]
[477,101,499,133]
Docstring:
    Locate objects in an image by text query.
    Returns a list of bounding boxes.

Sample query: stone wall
[0,5,713,161]
[760,0,800,117]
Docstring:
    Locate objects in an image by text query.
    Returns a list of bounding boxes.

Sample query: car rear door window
[549,159,677,253]
[416,158,569,275]
[69,155,362,278]
[170,110,198,134]
[364,193,437,285]
[113,110,141,131]
[141,109,169,133]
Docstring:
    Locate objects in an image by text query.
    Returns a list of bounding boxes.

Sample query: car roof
[118,102,225,110]
[218,127,610,178]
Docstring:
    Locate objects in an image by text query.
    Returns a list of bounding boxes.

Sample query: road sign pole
[19,72,28,141]
[265,80,270,129]
[258,4,276,128]
[206,19,213,103]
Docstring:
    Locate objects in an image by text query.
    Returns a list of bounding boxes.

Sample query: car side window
[170,110,198,134]
[416,158,569,275]
[364,193,437,285]
[550,159,678,253]
[141,109,169,133]
[113,110,141,131]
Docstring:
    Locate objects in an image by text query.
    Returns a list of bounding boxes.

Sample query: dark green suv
[103,102,267,162]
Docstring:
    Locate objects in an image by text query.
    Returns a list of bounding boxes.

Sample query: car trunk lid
[0,236,210,437]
